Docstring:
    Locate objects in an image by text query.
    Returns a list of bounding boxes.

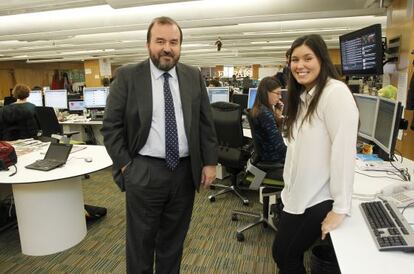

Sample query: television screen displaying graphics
[27,90,43,106]
[373,97,402,157]
[247,88,257,109]
[44,89,68,109]
[207,87,229,103]
[353,94,378,140]
[339,24,383,76]
[83,87,109,108]
[68,100,85,112]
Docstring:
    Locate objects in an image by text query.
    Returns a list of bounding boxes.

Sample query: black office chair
[231,93,248,111]
[208,102,252,205]
[231,108,285,241]
[0,104,39,141]
[34,106,80,142]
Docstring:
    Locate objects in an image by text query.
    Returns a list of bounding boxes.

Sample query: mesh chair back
[34,106,63,137]
[210,102,246,169]
[231,94,248,110]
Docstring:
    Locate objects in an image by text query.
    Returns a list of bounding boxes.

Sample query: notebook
[25,143,73,171]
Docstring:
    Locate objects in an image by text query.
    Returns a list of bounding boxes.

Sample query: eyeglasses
[270,91,282,96]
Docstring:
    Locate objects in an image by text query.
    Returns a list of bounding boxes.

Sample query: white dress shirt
[139,59,189,158]
[281,78,359,215]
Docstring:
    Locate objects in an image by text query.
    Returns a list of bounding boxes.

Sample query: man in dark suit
[101,16,218,273]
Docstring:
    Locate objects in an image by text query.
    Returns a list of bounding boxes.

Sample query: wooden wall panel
[84,60,102,87]
[387,0,414,160]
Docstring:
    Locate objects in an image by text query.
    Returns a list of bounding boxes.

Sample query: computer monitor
[339,24,383,76]
[44,89,68,109]
[68,100,85,114]
[207,87,229,103]
[27,90,43,106]
[353,94,379,140]
[83,87,109,109]
[247,88,257,109]
[373,97,403,159]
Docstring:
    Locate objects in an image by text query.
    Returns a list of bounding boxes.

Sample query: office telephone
[379,182,414,208]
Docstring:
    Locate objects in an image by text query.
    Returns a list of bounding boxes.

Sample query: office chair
[0,104,39,141]
[34,106,80,142]
[231,93,248,110]
[208,102,252,205]
[231,109,284,241]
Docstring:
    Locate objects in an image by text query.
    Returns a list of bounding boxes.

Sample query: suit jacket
[101,59,218,191]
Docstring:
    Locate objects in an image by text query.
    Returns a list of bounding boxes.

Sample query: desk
[60,120,103,144]
[0,145,112,256]
[331,158,414,274]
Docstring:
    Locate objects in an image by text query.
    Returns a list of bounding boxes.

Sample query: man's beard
[150,51,180,71]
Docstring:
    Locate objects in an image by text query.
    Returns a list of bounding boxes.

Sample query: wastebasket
[310,244,341,274]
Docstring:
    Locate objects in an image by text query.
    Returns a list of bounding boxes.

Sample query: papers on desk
[8,139,49,156]
[356,154,401,172]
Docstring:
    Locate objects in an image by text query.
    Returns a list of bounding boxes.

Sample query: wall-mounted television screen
[339,24,383,76]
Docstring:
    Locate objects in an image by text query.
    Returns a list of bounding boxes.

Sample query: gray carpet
[0,168,314,273]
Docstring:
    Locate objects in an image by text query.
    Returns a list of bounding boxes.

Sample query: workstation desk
[331,157,414,274]
[60,119,103,145]
[0,145,112,256]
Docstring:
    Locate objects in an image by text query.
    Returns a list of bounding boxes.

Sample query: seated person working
[0,84,38,140]
[250,77,286,165]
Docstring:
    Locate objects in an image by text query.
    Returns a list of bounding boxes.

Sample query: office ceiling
[0,0,389,67]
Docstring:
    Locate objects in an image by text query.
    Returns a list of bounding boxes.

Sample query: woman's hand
[321,211,346,240]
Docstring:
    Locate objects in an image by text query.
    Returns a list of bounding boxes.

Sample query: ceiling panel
[0,0,389,67]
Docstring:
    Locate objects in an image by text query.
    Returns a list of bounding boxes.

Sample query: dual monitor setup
[207,86,257,109]
[26,87,109,112]
[354,94,403,161]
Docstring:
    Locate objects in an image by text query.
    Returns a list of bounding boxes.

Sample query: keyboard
[360,200,414,251]
[25,159,65,171]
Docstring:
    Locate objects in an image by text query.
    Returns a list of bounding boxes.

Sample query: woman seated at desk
[0,84,38,140]
[250,76,286,165]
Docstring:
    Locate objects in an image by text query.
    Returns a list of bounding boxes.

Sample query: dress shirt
[281,78,359,215]
[139,60,189,158]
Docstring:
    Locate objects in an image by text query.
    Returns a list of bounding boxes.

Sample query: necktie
[163,72,179,170]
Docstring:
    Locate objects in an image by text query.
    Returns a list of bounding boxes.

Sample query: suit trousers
[272,200,333,274]
[124,155,195,274]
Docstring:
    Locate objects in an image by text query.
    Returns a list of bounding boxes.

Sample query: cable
[8,165,17,177]
[401,201,414,215]
[355,170,405,181]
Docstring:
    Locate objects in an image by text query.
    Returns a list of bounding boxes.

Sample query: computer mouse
[84,157,93,163]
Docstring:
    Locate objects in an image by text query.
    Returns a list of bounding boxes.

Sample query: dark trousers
[124,155,195,274]
[272,200,333,274]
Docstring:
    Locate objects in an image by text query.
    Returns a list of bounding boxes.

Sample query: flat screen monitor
[83,87,109,108]
[339,24,383,76]
[353,94,378,140]
[207,87,229,103]
[373,97,403,158]
[27,90,43,106]
[44,89,68,109]
[247,88,257,109]
[68,100,85,112]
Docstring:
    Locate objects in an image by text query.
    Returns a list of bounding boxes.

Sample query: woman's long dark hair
[251,76,281,118]
[284,34,339,140]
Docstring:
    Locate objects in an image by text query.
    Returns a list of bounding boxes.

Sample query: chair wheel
[236,232,245,242]
[231,213,238,221]
[209,196,216,202]
[243,200,249,206]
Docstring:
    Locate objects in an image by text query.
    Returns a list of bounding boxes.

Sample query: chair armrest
[63,131,80,138]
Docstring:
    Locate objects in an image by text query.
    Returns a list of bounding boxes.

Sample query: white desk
[60,119,103,144]
[331,158,414,274]
[0,145,112,256]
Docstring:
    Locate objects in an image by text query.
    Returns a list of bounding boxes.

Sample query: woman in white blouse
[272,34,359,274]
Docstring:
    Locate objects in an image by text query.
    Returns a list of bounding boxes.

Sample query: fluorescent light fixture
[250,40,293,45]
[243,27,349,36]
